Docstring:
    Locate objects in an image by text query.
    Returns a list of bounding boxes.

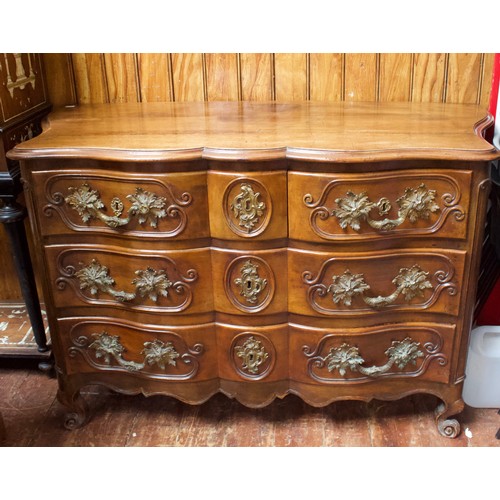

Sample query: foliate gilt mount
[234,336,269,375]
[88,332,180,372]
[75,259,173,303]
[316,338,424,378]
[328,265,433,309]
[234,260,268,304]
[230,183,266,232]
[332,184,440,231]
[303,182,440,233]
[65,182,170,228]
[68,330,205,380]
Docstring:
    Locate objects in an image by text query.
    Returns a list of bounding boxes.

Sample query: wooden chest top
[8,101,497,163]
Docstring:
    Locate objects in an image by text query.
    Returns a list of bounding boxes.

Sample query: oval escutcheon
[230,332,276,380]
[224,255,275,313]
[223,178,272,237]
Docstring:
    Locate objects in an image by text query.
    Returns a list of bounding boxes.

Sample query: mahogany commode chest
[9,101,498,438]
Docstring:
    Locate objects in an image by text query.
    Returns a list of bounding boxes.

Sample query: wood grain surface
[9,101,496,162]
[43,53,495,107]
[0,360,498,446]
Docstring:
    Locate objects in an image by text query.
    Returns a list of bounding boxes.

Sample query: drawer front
[216,323,288,382]
[211,248,287,315]
[208,170,287,240]
[45,244,213,314]
[58,317,217,380]
[288,248,465,317]
[290,322,454,384]
[33,169,209,240]
[289,169,471,242]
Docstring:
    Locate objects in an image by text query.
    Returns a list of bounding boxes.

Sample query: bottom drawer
[58,317,218,382]
[289,322,454,385]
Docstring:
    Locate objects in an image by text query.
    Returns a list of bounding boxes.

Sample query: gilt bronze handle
[328,265,433,308]
[75,259,172,303]
[322,337,424,377]
[65,183,168,228]
[332,184,440,232]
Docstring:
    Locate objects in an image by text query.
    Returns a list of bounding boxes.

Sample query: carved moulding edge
[42,172,192,238]
[55,248,198,313]
[67,325,204,381]
[301,252,457,316]
[302,328,448,384]
[303,172,466,241]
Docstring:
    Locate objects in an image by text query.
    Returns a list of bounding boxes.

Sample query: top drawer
[288,169,472,243]
[32,169,209,241]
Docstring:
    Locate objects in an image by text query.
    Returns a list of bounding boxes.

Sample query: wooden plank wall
[43,53,495,107]
[0,53,495,301]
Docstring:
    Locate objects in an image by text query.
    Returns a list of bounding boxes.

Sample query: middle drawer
[288,247,466,319]
[45,244,213,315]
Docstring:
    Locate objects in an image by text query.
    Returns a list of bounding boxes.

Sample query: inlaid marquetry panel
[0,53,48,123]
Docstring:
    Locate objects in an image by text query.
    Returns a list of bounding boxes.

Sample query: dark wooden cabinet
[0,53,51,360]
[9,101,498,437]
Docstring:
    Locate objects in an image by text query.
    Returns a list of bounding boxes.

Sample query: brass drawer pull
[75,259,173,303]
[332,183,439,231]
[69,331,205,379]
[319,337,424,377]
[65,183,169,228]
[88,332,180,372]
[328,265,433,308]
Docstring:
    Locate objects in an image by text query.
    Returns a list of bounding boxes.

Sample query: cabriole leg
[57,387,89,430]
[435,398,464,438]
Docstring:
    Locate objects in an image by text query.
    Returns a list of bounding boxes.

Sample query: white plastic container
[463,326,500,408]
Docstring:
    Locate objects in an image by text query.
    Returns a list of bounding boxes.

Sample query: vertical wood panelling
[411,53,447,103]
[204,53,239,101]
[446,53,482,104]
[240,53,273,101]
[379,53,413,102]
[274,53,308,101]
[171,53,205,102]
[43,53,496,108]
[71,53,108,104]
[309,53,343,101]
[42,53,77,107]
[103,53,139,103]
[480,53,495,107]
[344,53,378,101]
[137,53,172,102]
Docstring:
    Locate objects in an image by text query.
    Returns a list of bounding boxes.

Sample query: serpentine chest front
[10,101,498,438]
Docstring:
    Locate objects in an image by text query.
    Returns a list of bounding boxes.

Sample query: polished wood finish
[9,101,498,437]
[43,54,495,107]
[11,102,497,162]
